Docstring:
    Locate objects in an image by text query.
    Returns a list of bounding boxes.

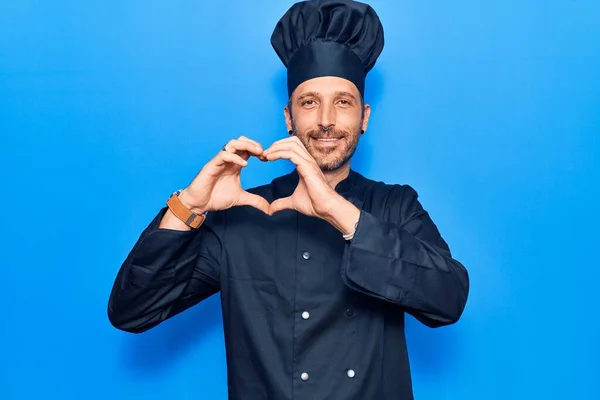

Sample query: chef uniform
[108,1,470,399]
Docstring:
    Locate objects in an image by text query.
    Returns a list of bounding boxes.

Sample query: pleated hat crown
[271,0,385,98]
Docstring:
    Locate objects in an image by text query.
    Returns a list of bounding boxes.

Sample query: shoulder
[358,172,420,206]
[357,173,424,223]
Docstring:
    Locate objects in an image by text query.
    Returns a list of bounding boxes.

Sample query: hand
[262,136,339,218]
[179,136,270,215]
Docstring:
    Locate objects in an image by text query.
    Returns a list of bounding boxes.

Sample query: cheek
[292,120,316,140]
[293,113,317,130]
[292,129,313,148]
[338,110,363,126]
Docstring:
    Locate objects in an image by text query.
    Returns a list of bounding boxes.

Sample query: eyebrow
[334,91,357,101]
[296,91,319,103]
[296,91,357,103]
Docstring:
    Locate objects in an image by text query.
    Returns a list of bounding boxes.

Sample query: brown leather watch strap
[166,192,206,229]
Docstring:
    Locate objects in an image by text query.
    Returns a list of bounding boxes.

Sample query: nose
[320,124,333,132]
[318,102,336,132]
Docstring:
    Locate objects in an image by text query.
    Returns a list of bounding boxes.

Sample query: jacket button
[302,252,311,260]
[302,311,310,320]
[347,369,356,378]
[345,308,355,317]
[301,372,309,381]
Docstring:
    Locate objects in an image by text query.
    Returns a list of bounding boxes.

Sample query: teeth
[316,138,339,142]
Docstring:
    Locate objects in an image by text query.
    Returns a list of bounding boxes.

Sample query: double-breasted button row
[298,249,355,383]
[299,369,356,381]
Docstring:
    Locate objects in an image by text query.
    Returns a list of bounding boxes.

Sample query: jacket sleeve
[340,184,470,328]
[107,207,224,333]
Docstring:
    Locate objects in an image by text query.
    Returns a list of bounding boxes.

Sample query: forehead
[292,76,360,99]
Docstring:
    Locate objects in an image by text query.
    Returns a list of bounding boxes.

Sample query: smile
[313,138,341,142]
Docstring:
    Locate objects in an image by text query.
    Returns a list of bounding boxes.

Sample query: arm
[259,137,468,327]
[107,136,269,333]
[330,185,469,328]
[107,207,224,333]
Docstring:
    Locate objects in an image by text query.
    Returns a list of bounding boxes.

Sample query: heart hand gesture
[176,135,358,235]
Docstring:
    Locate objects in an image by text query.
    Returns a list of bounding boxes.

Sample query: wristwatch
[166,190,206,229]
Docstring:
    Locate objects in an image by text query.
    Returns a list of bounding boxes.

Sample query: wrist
[178,189,206,215]
[323,196,361,237]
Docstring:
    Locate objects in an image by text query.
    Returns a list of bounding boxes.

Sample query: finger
[268,136,309,154]
[215,150,248,168]
[225,139,262,156]
[238,191,270,215]
[237,137,269,161]
[289,135,309,150]
[269,196,294,215]
[237,136,264,152]
[225,139,263,157]
[266,136,312,158]
[263,149,307,165]
[268,136,303,146]
[263,143,312,162]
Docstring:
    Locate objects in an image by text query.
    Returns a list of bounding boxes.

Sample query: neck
[322,163,351,189]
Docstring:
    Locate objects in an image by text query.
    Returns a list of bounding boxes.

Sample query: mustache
[306,128,349,138]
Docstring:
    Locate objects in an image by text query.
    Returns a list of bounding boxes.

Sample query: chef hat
[271,0,385,99]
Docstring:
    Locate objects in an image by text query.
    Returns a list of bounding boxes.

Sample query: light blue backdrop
[1,1,599,399]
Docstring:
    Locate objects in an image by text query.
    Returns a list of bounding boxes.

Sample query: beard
[291,122,362,172]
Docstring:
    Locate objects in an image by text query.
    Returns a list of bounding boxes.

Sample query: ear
[361,103,371,133]
[284,104,293,132]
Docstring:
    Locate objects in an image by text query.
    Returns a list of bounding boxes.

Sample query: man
[108,0,470,399]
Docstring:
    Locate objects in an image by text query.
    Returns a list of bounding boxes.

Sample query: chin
[315,154,351,171]
[299,130,360,171]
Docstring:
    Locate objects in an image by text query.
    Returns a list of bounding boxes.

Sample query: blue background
[1,1,599,399]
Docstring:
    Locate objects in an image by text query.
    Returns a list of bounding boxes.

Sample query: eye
[301,100,317,107]
[337,99,351,106]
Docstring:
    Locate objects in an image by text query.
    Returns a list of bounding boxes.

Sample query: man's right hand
[177,135,270,216]
[159,136,269,230]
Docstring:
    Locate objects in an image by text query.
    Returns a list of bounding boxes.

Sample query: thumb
[269,196,294,216]
[238,191,270,215]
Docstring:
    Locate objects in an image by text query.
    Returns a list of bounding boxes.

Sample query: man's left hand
[262,136,340,219]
